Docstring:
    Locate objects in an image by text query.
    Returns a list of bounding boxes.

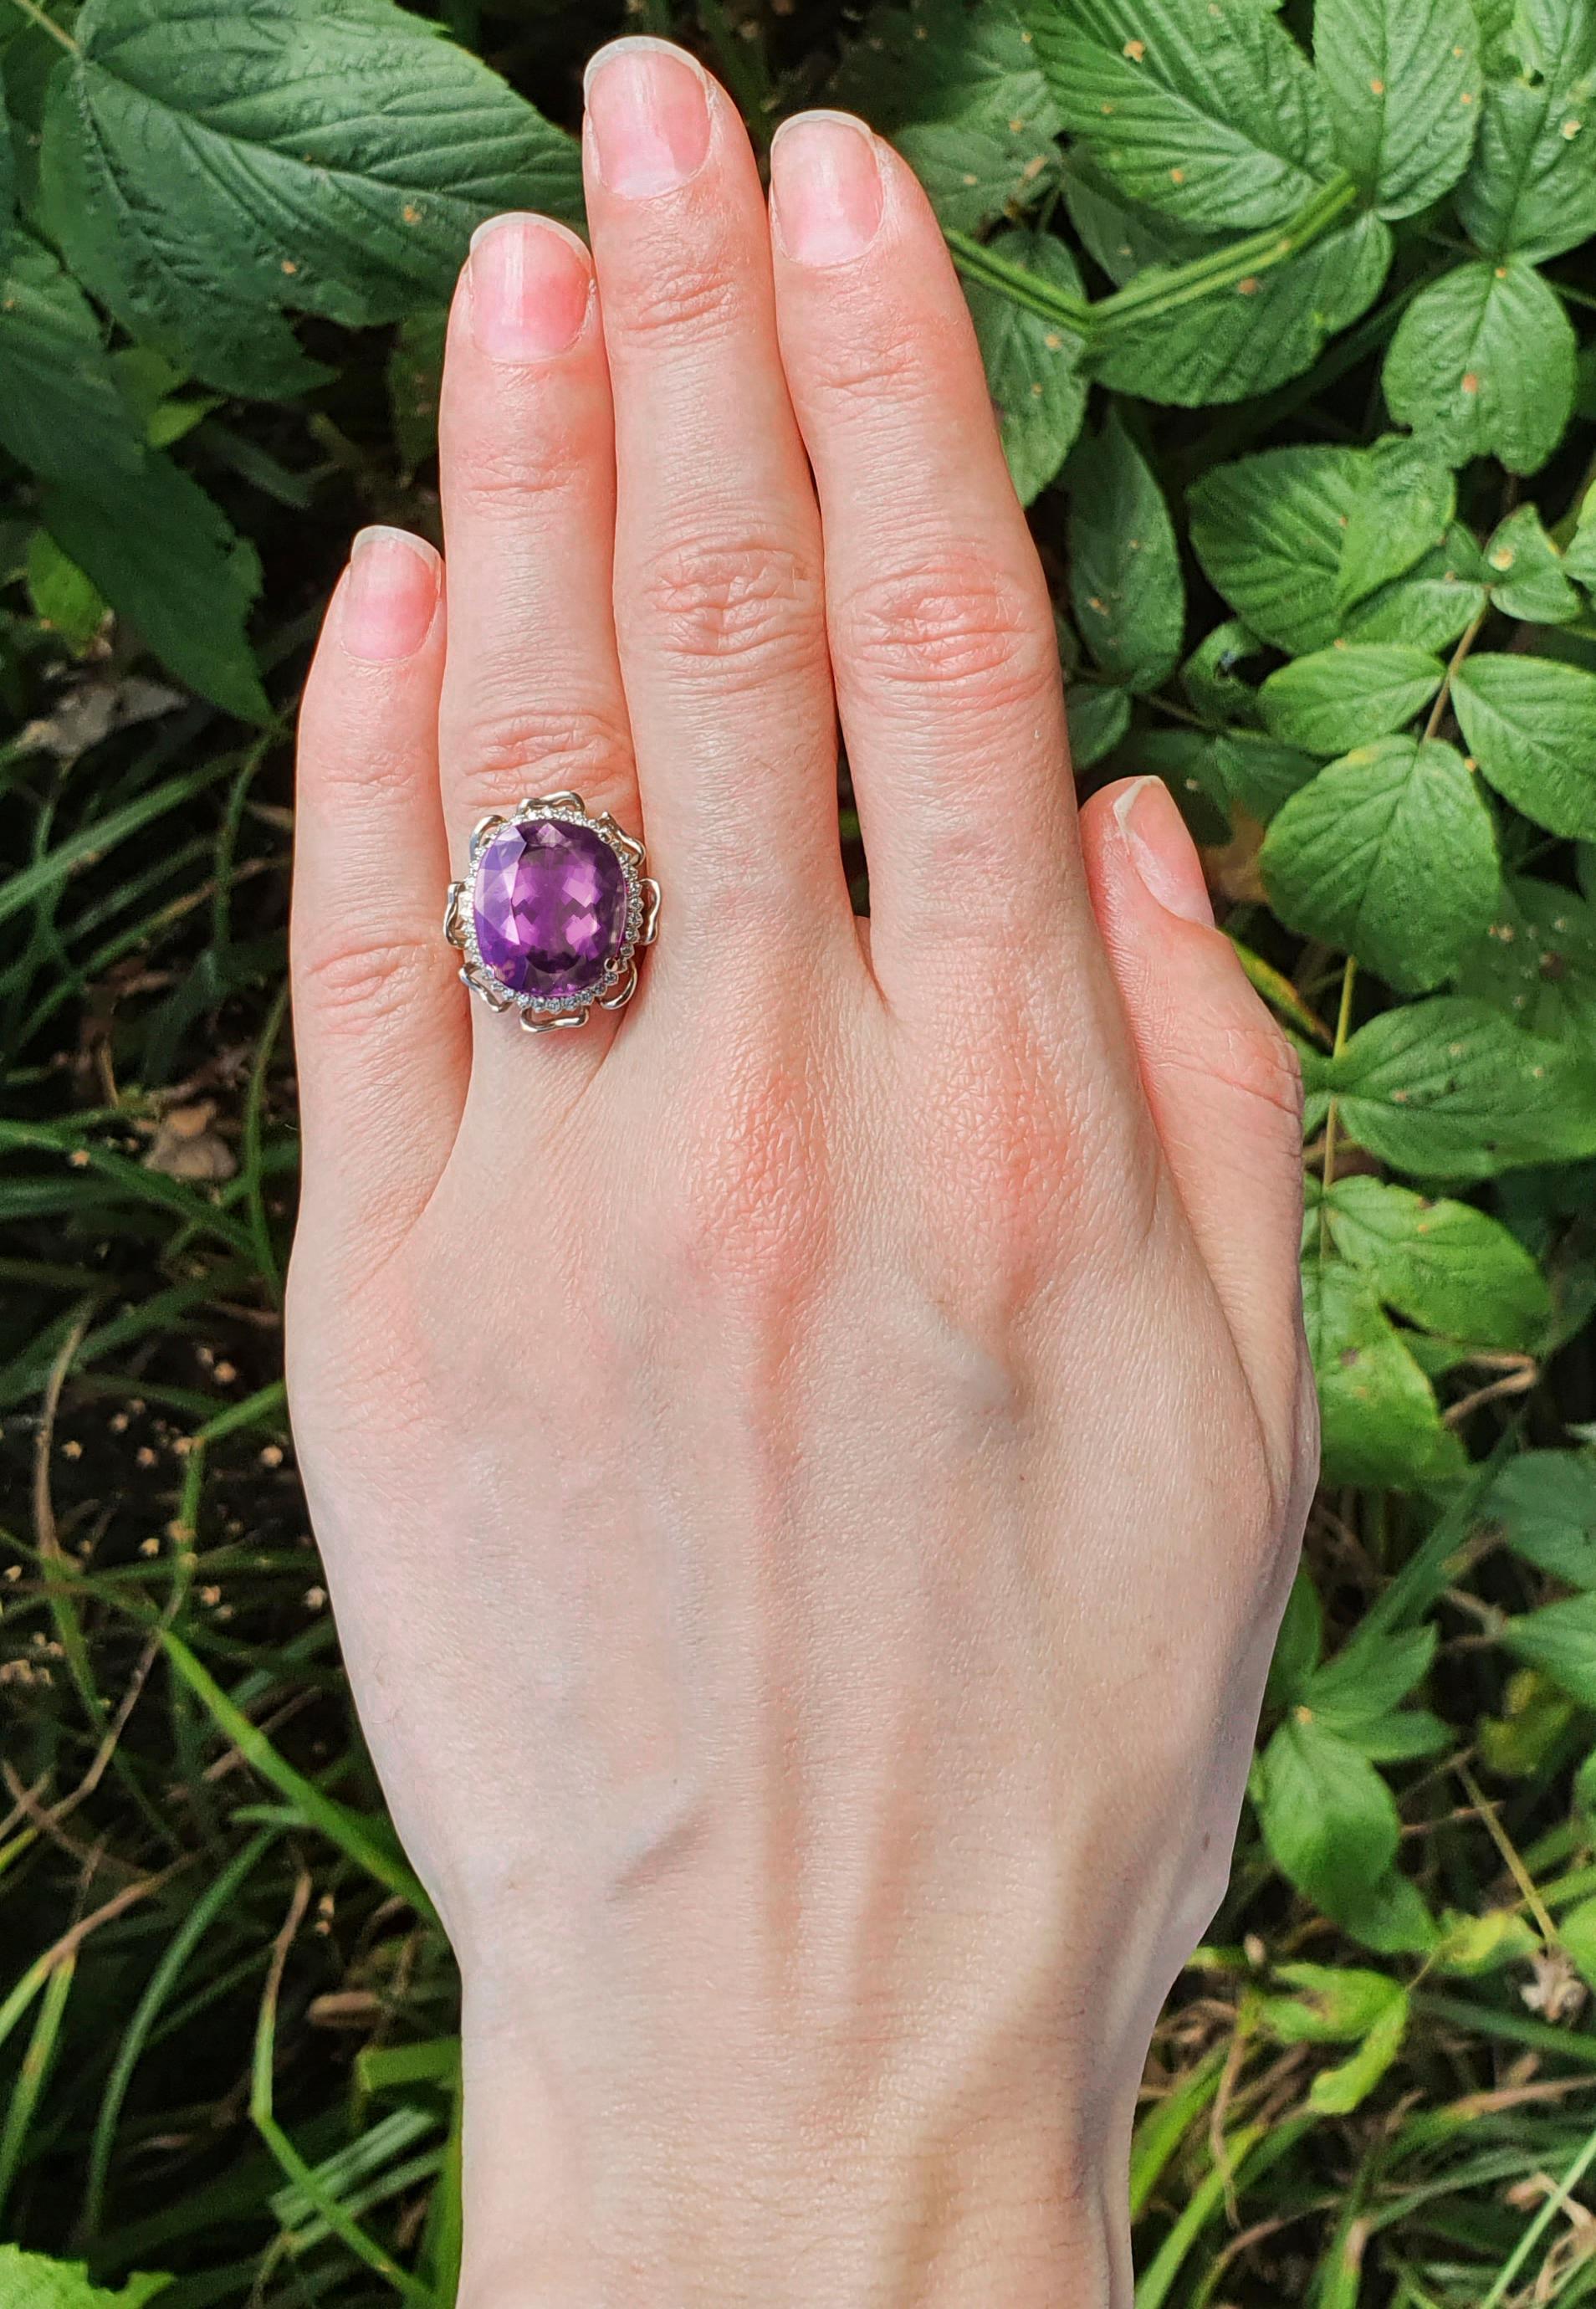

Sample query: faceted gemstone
[473,817,629,1001]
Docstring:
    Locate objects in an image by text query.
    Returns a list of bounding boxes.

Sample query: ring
[443,793,660,1033]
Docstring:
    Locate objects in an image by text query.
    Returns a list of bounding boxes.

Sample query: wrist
[455,2015,1128,2308]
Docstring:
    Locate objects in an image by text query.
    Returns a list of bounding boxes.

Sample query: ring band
[443,793,660,1033]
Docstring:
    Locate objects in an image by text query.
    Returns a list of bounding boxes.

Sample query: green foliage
[3,0,1595,2303]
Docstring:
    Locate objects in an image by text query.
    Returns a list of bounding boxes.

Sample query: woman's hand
[289,36,1317,2307]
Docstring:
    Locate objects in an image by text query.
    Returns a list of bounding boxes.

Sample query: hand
[289,35,1317,2307]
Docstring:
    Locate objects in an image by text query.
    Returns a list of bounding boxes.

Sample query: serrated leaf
[0,233,266,721]
[1189,442,1445,656]
[1253,1711,1403,1912]
[1302,1255,1463,1483]
[835,0,1061,231]
[1503,1589,1596,1707]
[0,2249,170,2309]
[1298,996,1596,1177]
[965,228,1088,504]
[1456,0,1596,261]
[1322,1173,1550,1348]
[1315,0,1481,218]
[1184,619,1264,725]
[1384,258,1576,475]
[1452,653,1596,838]
[1565,481,1596,593]
[1259,646,1444,755]
[1455,873,1596,1052]
[1267,1570,1324,1706]
[38,0,581,395]
[1483,503,1582,621]
[387,307,447,476]
[1340,525,1489,650]
[1308,1619,1435,1726]
[1338,439,1457,607]
[1066,680,1132,767]
[1067,410,1183,689]
[1487,1451,1596,1585]
[1031,0,1334,229]
[1092,208,1393,407]
[1261,737,1499,991]
[1134,724,1319,825]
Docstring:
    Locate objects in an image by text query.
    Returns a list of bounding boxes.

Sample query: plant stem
[946,172,1362,346]
[1421,604,1490,745]
[4,0,77,51]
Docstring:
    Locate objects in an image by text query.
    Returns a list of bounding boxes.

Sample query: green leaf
[387,307,448,477]
[1260,1963,1409,2112]
[1452,653,1596,838]
[0,2250,170,2309]
[1307,1620,1435,1728]
[1184,619,1264,725]
[1338,439,1457,608]
[1065,681,1133,768]
[835,0,1062,232]
[1189,443,1446,656]
[965,228,1088,505]
[1135,725,1319,827]
[1565,481,1596,594]
[1253,1711,1402,1911]
[1560,1892,1596,1997]
[1486,1451,1596,1586]
[1433,1905,1539,1974]
[1339,528,1490,651]
[1259,647,1444,755]
[1322,1173,1550,1349]
[1502,1590,1596,1707]
[1455,874,1596,1055]
[1267,1570,1324,1706]
[1067,411,1183,689]
[1314,0,1481,218]
[1091,210,1393,407]
[0,233,267,722]
[1456,0,1596,261]
[1031,0,1335,230]
[1383,258,1576,475]
[1261,738,1499,991]
[38,0,581,395]
[26,529,108,653]
[1298,996,1596,1177]
[1482,503,1582,622]
[1302,1255,1462,1484]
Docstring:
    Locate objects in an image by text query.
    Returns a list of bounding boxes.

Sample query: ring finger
[437,210,638,1073]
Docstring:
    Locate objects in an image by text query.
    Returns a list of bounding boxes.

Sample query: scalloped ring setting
[442,794,660,1034]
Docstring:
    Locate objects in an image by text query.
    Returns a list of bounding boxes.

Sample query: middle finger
[582,38,857,973]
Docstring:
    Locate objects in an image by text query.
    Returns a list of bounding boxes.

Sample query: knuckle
[1213,1011,1306,1132]
[296,930,443,1031]
[665,1053,830,1301]
[443,699,634,813]
[612,257,741,345]
[631,535,821,676]
[838,548,1053,698]
[448,427,590,513]
[800,322,925,408]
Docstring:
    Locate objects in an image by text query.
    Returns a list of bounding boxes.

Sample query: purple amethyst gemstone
[473,817,629,1001]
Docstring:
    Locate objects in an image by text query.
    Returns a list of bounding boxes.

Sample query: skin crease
[289,37,1319,2309]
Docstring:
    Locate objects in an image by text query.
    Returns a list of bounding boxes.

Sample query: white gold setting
[443,792,660,1035]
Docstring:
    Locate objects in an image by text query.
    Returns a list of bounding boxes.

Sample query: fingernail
[770,112,883,265]
[468,212,593,361]
[584,37,711,197]
[342,528,440,663]
[1113,776,1215,927]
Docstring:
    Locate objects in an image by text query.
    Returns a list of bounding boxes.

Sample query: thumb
[1079,774,1308,1431]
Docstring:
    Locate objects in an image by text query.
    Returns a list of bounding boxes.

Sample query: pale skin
[289,35,1319,2308]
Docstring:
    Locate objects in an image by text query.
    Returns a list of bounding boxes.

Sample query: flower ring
[443,794,660,1033]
